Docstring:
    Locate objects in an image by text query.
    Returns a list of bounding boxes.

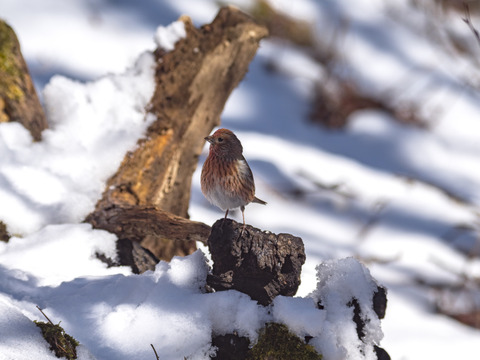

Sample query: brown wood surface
[86,205,211,259]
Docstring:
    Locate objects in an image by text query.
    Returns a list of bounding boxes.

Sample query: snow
[0,51,156,234]
[154,20,187,51]
[0,224,126,287]
[0,246,379,359]
[310,258,383,360]
[1,0,480,359]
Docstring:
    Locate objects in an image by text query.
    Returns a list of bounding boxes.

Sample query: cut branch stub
[85,205,211,262]
[0,20,48,141]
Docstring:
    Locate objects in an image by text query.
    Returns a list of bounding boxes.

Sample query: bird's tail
[252,196,267,205]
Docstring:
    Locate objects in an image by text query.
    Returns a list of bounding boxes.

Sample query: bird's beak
[204,136,214,144]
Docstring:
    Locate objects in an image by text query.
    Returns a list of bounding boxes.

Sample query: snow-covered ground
[1,0,480,359]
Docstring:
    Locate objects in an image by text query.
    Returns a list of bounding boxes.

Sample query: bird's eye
[217,137,224,142]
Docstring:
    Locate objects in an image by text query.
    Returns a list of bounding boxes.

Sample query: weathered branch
[0,20,47,141]
[86,205,210,248]
[93,7,268,216]
[87,7,268,260]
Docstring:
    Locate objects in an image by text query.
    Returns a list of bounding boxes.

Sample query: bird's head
[205,128,243,158]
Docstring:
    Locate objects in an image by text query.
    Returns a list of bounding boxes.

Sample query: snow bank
[0,295,61,359]
[311,258,383,359]
[273,258,384,360]
[1,244,383,360]
[0,224,127,287]
[0,52,156,235]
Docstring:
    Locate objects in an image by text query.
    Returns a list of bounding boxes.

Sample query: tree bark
[86,7,268,260]
[0,20,47,141]
[207,219,306,306]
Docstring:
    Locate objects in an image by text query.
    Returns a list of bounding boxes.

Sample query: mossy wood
[0,20,47,141]
[86,7,268,261]
[247,323,322,360]
[34,321,79,359]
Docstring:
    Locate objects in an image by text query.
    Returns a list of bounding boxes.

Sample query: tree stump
[207,219,306,306]
[86,7,269,262]
[0,20,48,141]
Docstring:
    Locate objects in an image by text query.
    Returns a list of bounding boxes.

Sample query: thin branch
[151,344,160,360]
[36,305,54,325]
[463,3,480,49]
[357,200,387,241]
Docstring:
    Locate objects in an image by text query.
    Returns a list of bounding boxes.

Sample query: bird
[201,128,266,232]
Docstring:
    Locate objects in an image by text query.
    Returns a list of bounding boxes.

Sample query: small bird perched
[201,128,266,230]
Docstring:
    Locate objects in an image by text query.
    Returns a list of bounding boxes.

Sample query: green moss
[0,21,18,74]
[34,320,79,359]
[247,323,322,360]
[0,20,25,101]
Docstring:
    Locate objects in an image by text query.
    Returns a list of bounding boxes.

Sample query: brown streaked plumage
[201,128,266,229]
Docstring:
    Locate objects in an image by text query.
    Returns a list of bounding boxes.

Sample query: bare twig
[355,253,401,265]
[357,200,388,241]
[36,305,54,325]
[297,170,356,199]
[54,340,68,355]
[463,3,480,49]
[151,344,160,360]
